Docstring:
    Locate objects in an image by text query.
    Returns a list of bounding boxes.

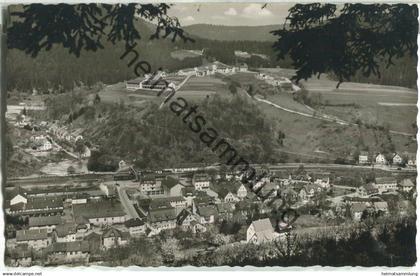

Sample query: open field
[177,75,230,100]
[170,49,203,60]
[254,69,417,135]
[254,99,416,161]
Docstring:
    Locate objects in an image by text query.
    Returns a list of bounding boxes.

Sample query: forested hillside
[7,15,417,93]
[6,19,291,94]
[183,24,282,41]
[41,92,283,170]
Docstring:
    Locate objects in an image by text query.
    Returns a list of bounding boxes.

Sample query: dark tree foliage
[7,3,193,57]
[271,3,418,87]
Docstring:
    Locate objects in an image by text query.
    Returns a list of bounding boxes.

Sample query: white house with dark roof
[147,207,177,234]
[375,153,387,165]
[16,229,51,249]
[246,218,280,244]
[124,219,146,236]
[375,177,398,193]
[102,228,130,249]
[314,177,330,189]
[28,215,62,233]
[72,200,127,226]
[373,201,389,213]
[399,179,415,192]
[196,205,218,224]
[358,151,370,164]
[54,223,77,243]
[48,241,90,264]
[162,177,184,197]
[177,208,198,229]
[193,173,211,191]
[10,188,28,206]
[350,203,367,221]
[392,153,403,165]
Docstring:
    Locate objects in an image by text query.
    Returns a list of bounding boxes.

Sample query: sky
[168,3,294,26]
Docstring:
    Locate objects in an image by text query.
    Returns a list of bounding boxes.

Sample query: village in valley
[4,3,418,268]
[4,58,417,266]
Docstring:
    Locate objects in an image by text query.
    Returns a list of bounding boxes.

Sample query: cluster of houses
[356,177,414,196]
[5,184,131,265]
[47,123,91,158]
[255,72,297,92]
[5,165,416,265]
[336,176,415,221]
[48,124,84,144]
[177,61,248,78]
[358,151,416,167]
[125,61,249,91]
[29,135,53,152]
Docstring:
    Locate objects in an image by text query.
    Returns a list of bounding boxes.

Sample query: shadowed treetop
[6,3,193,57]
[271,3,418,88]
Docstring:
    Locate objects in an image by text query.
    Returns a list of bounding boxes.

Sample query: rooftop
[55,223,77,237]
[50,241,90,253]
[399,179,415,187]
[72,200,126,219]
[103,227,130,239]
[124,218,145,228]
[148,207,177,223]
[29,215,62,227]
[16,229,49,242]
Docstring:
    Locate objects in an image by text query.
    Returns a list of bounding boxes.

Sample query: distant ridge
[183,24,283,41]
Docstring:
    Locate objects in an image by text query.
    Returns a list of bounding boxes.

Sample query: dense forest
[6,19,291,94]
[7,15,417,93]
[41,91,284,170]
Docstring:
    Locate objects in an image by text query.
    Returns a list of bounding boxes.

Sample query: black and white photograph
[0,1,418,270]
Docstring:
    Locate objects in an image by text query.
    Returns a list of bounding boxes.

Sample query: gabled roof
[216,202,235,213]
[194,173,210,182]
[399,179,415,187]
[161,176,181,189]
[55,223,77,237]
[103,227,129,239]
[29,215,62,227]
[72,200,126,219]
[150,196,186,209]
[251,218,273,233]
[351,203,367,213]
[197,205,218,217]
[50,241,89,253]
[124,218,145,228]
[148,207,177,223]
[16,229,48,242]
[373,201,388,209]
[193,194,214,206]
[25,196,64,210]
[362,183,379,192]
[9,187,29,199]
[176,208,194,225]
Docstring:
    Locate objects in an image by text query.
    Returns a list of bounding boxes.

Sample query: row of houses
[178,61,249,78]
[48,124,84,144]
[357,177,415,197]
[359,151,416,166]
[29,135,53,151]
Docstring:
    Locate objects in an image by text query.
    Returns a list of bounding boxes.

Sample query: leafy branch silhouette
[7,3,193,57]
[271,3,418,88]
